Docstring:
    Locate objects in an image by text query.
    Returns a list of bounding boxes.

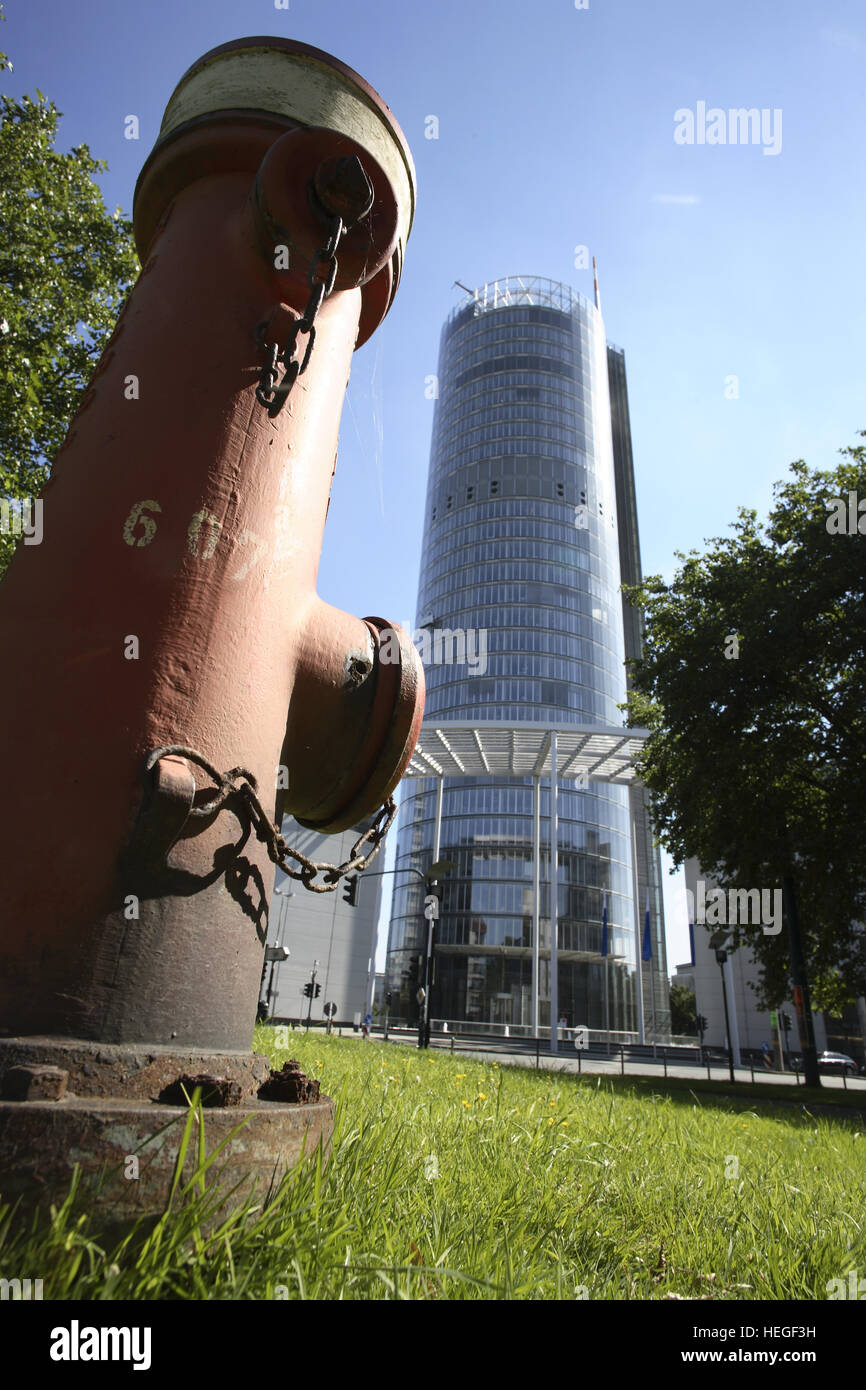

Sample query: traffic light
[696,1014,707,1034]
[342,875,358,907]
[303,982,312,998]
[780,1011,791,1032]
[386,990,392,1008]
[314,983,321,998]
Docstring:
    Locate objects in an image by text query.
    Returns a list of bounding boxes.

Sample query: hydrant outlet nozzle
[249,126,399,292]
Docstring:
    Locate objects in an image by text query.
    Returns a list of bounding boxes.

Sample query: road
[374,1028,866,1092]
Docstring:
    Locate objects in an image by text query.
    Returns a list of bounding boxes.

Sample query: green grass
[2,1028,864,1300]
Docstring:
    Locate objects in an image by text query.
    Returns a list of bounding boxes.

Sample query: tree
[0,11,138,579]
[625,440,866,1087]
[669,981,697,1036]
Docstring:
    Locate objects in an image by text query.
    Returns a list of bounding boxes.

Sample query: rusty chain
[145,744,396,892]
[254,212,345,419]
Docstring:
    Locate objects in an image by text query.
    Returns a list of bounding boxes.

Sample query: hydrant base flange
[0,1096,334,1230]
[0,1038,332,1229]
[0,1037,272,1102]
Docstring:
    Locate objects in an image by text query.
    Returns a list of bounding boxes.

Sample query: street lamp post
[305,960,320,1030]
[715,948,736,1084]
[420,887,443,1049]
[265,889,294,1017]
[358,859,455,1048]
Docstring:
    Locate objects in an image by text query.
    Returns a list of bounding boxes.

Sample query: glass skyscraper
[386,276,668,1038]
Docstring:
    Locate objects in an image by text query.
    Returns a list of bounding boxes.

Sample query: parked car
[817,1051,860,1076]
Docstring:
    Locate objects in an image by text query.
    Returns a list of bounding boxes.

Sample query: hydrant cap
[155,36,416,270]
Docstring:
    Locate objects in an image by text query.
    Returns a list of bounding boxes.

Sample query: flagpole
[605,959,610,1056]
[647,889,657,1055]
[602,885,610,1055]
[549,732,559,1056]
[631,819,645,1045]
[531,776,540,1037]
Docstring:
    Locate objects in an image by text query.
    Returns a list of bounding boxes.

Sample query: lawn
[2,1028,864,1300]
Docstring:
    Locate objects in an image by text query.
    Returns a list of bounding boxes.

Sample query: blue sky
[4,0,865,971]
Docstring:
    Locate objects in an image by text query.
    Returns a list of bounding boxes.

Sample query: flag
[641,890,652,962]
[601,887,608,958]
[688,920,696,967]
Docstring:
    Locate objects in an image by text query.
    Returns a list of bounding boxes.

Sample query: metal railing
[260,1019,863,1091]
[447,275,595,323]
[372,1027,865,1091]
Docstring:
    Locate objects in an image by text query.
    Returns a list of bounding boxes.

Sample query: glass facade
[386,276,651,1036]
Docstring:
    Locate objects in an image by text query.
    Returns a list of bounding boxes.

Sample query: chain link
[254,213,345,419]
[145,744,395,892]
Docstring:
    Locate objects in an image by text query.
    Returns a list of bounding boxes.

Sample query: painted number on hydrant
[122,499,161,547]
[122,500,266,581]
[187,509,221,560]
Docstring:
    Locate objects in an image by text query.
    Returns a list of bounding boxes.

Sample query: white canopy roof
[404,720,648,783]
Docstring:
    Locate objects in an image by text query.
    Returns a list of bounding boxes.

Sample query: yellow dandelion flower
[462,1099,470,1109]
[549,1116,555,1125]
[477,1092,487,1101]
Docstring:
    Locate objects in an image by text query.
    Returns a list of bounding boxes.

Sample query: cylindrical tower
[386,275,638,1036]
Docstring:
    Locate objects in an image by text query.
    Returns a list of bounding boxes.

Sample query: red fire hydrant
[0,37,423,1222]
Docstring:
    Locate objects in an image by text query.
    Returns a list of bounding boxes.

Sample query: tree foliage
[0,16,138,578]
[669,981,697,1035]
[626,442,866,1015]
